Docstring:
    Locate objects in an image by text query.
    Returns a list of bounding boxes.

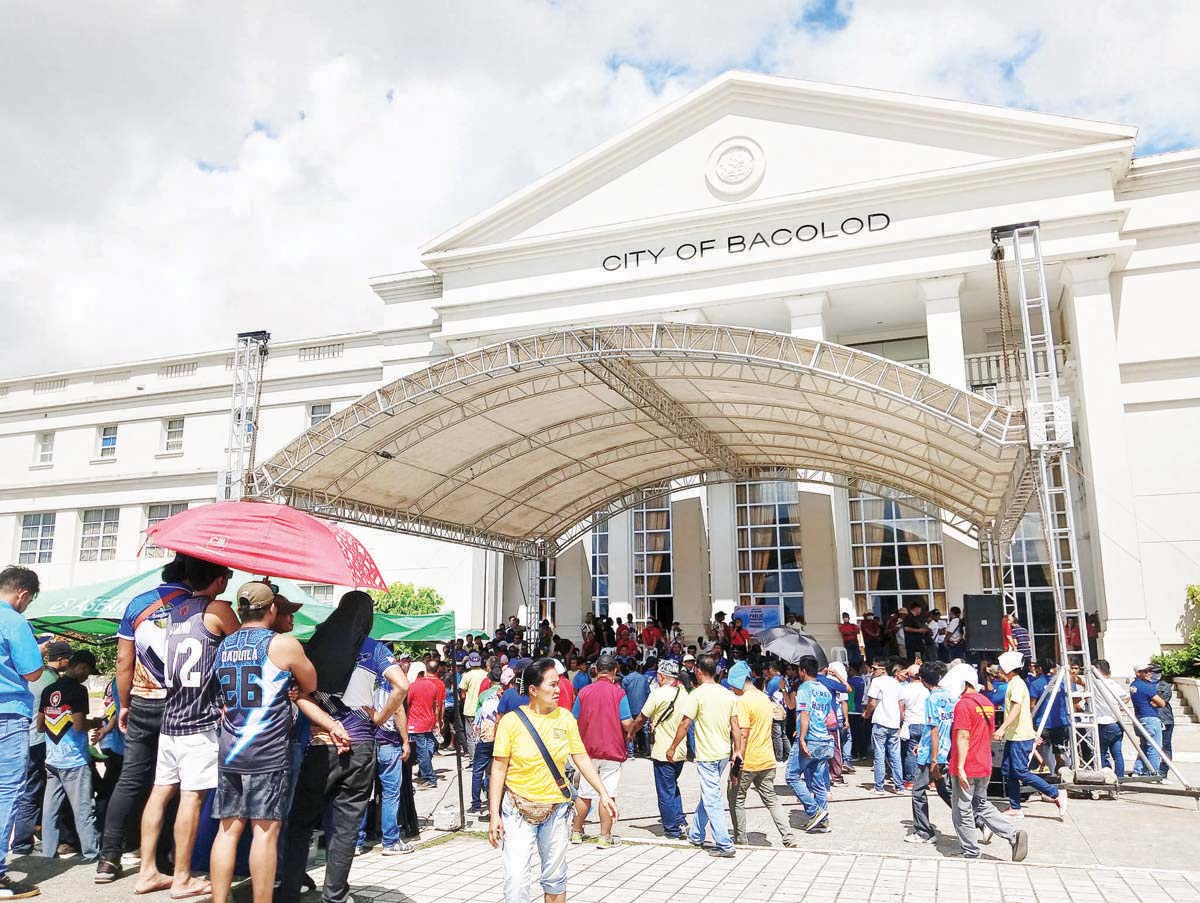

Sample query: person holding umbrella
[278,591,409,903]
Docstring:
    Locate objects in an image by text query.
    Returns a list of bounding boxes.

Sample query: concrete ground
[10,724,1198,902]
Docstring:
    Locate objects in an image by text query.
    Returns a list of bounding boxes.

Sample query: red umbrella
[144,501,387,590]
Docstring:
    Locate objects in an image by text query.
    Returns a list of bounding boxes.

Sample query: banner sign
[733,604,783,634]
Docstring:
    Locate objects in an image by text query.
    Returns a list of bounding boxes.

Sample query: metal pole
[1090,667,1194,790]
[449,645,466,830]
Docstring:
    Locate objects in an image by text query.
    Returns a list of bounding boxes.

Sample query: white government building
[2,73,1197,673]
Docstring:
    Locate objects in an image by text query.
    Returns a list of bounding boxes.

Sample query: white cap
[408,662,426,680]
[998,651,1025,674]
[553,659,566,675]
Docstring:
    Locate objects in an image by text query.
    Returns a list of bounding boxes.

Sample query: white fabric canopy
[253,324,1029,558]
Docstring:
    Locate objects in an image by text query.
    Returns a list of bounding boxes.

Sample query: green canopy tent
[25,568,456,645]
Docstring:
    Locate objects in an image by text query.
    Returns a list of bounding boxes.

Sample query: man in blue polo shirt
[1130,664,1166,775]
[0,566,47,899]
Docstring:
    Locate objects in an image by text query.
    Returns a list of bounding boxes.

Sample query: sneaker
[707,848,735,858]
[903,832,936,844]
[381,841,415,856]
[1011,829,1029,863]
[808,824,831,834]
[569,832,584,845]
[1005,808,1024,819]
[56,844,77,858]
[596,836,622,849]
[688,838,712,849]
[803,810,828,832]
[467,805,481,815]
[902,782,914,792]
[1054,794,1068,821]
[354,845,368,856]
[867,786,889,796]
[782,835,798,848]
[842,765,856,773]
[978,824,993,845]
[957,850,981,860]
[119,852,141,867]
[0,876,39,898]
[94,860,122,884]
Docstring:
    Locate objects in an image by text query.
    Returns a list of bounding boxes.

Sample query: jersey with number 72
[161,596,222,736]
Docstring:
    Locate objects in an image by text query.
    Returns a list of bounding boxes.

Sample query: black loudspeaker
[963,594,1005,652]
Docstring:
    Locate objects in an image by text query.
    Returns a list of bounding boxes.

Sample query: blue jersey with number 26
[216,627,293,774]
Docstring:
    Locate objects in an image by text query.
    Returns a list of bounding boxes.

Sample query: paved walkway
[333,834,1200,903]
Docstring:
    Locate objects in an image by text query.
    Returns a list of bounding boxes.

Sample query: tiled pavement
[328,835,1200,903]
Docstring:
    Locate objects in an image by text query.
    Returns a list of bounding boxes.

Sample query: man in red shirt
[949,667,1027,861]
[641,621,663,652]
[554,659,575,711]
[570,653,633,848]
[837,613,862,664]
[407,662,445,789]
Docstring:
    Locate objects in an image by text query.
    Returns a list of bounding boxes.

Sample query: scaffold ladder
[991,223,1100,773]
[222,330,270,500]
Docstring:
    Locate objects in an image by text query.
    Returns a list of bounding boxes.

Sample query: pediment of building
[421,72,1135,259]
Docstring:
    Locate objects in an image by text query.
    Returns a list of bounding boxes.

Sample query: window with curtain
[537,557,556,625]
[735,481,804,621]
[144,502,188,558]
[633,490,672,623]
[591,514,609,618]
[850,486,945,618]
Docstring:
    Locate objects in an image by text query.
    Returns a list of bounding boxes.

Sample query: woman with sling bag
[489,658,617,903]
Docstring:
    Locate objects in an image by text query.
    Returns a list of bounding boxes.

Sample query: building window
[846,335,930,365]
[590,514,609,618]
[850,486,945,620]
[98,425,118,458]
[736,481,804,622]
[632,490,672,624]
[1007,512,1057,661]
[80,507,120,561]
[299,583,334,602]
[308,402,332,427]
[163,418,185,452]
[537,558,556,626]
[144,503,188,557]
[36,432,54,465]
[19,513,55,564]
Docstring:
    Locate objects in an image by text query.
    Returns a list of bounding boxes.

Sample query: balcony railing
[900,345,1070,405]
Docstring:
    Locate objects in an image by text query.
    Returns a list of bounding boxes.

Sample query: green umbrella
[25,567,456,645]
[26,567,325,644]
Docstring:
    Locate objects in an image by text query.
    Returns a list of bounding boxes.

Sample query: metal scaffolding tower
[990,223,1100,773]
[221,330,271,501]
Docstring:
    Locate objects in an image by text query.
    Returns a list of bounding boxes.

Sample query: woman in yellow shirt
[489,658,617,903]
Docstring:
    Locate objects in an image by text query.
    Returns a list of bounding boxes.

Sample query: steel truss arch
[252,323,1029,556]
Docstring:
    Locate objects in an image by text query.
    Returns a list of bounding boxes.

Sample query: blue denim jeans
[687,758,732,852]
[1002,739,1058,809]
[499,795,571,903]
[42,763,99,860]
[10,741,45,855]
[871,724,903,790]
[1133,717,1163,775]
[786,741,832,817]
[651,759,686,837]
[902,734,919,784]
[1098,723,1125,777]
[1160,724,1174,777]
[375,744,405,847]
[413,732,437,785]
[471,740,494,810]
[0,717,31,877]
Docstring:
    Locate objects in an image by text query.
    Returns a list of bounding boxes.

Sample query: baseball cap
[467,652,483,668]
[69,649,97,671]
[500,666,515,686]
[552,659,566,675]
[273,593,302,616]
[998,651,1025,673]
[237,581,275,611]
[682,653,696,663]
[396,650,412,663]
[727,660,753,690]
[657,660,680,679]
[47,641,73,661]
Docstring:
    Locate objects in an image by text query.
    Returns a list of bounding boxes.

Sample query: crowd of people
[0,564,1174,903]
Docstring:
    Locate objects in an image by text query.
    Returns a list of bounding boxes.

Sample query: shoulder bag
[506,708,574,826]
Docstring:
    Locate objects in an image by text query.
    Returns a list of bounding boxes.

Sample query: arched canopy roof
[251,324,1030,558]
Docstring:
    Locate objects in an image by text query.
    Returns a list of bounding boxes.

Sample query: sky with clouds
[1,1,1197,378]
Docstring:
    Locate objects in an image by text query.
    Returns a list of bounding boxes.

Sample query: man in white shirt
[898,668,929,791]
[929,611,949,662]
[863,660,905,794]
[1092,659,1131,777]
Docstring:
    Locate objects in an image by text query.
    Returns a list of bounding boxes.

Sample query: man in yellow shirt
[629,660,696,839]
[993,650,1065,820]
[459,652,488,758]
[726,661,796,847]
[665,655,738,858]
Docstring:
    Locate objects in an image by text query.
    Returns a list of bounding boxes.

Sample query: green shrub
[1151,585,1200,680]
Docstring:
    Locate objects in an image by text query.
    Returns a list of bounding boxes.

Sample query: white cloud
[1,1,1196,376]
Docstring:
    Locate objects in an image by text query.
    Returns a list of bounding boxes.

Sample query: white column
[918,274,967,389]
[1061,257,1156,673]
[706,483,738,619]
[784,293,829,341]
[606,509,634,623]
[782,294,856,615]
